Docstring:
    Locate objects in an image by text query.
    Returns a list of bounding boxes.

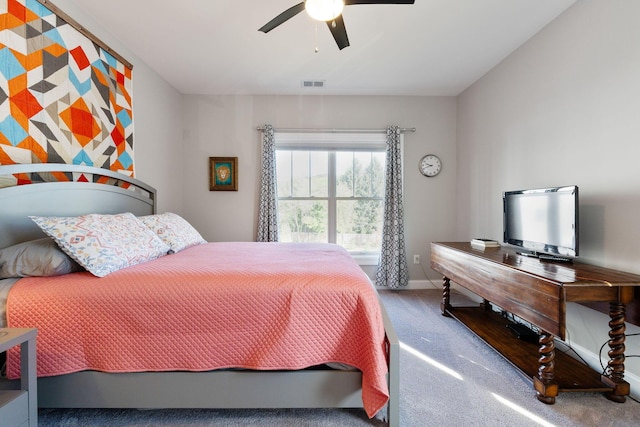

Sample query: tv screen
[503,185,579,258]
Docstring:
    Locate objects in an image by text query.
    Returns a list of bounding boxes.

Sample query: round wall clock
[419,154,442,177]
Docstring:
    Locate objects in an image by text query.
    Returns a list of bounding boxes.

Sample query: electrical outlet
[413,254,420,264]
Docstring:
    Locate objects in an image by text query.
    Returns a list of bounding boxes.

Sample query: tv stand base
[440,281,622,403]
[430,242,637,404]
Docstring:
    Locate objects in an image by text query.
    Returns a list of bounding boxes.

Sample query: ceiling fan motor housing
[259,1,415,50]
[305,0,345,21]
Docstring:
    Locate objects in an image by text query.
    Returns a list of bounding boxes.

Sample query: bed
[0,163,399,426]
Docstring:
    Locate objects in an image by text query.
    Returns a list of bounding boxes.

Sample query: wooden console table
[430,242,640,404]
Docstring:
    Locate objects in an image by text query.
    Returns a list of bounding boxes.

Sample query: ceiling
[71,0,576,96]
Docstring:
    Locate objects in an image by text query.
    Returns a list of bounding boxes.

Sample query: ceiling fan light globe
[305,0,344,21]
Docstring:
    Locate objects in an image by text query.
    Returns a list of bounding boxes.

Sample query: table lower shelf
[446,305,613,393]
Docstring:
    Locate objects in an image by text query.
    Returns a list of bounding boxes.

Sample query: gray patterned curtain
[257,125,279,242]
[375,126,409,288]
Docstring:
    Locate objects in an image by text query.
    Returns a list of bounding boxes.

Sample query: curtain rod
[256,126,416,134]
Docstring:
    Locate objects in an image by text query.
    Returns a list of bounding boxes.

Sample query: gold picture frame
[209,157,238,191]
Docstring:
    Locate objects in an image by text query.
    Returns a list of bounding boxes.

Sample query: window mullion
[351,152,355,197]
[307,152,312,196]
[369,152,374,197]
[328,151,336,244]
[289,152,293,197]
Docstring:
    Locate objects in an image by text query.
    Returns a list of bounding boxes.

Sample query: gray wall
[55,1,185,216]
[457,0,640,395]
[181,95,457,283]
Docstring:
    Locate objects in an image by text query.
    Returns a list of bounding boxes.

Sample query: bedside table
[0,328,37,427]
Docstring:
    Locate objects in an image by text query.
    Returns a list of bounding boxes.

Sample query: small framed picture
[209,157,238,191]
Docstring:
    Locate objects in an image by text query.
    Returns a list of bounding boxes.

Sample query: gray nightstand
[0,328,37,427]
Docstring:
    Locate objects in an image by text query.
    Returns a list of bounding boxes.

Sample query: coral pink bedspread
[7,242,388,417]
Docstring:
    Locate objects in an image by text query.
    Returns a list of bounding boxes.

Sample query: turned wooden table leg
[533,331,558,404]
[440,276,451,316]
[602,301,629,402]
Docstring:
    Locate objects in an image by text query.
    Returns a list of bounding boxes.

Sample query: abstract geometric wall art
[0,0,134,184]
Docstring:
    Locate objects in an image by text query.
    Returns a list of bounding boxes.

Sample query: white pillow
[139,212,206,253]
[30,213,170,277]
[0,238,81,279]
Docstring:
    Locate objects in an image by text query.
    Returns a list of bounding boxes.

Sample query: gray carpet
[38,289,640,426]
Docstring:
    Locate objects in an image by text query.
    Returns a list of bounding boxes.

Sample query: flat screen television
[503,185,579,260]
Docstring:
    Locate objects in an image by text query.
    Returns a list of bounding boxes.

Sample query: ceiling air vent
[302,80,325,88]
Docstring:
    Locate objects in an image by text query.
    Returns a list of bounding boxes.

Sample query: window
[275,133,387,259]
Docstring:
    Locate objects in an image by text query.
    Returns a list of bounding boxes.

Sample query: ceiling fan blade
[326,15,350,50]
[344,0,415,4]
[258,2,306,33]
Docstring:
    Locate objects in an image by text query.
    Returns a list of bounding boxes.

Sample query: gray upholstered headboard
[0,164,156,249]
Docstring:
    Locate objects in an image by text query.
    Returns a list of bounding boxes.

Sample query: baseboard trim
[374,279,441,291]
[405,280,437,290]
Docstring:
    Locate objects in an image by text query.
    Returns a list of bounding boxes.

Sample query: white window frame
[275,132,392,265]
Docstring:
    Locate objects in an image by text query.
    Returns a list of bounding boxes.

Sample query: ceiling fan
[258,0,416,50]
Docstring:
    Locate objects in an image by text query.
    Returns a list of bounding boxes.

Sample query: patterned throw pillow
[30,213,170,277]
[139,212,206,253]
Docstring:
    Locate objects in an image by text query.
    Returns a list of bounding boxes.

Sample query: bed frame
[0,164,399,426]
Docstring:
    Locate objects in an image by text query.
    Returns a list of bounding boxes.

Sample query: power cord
[415,257,441,290]
[598,332,640,374]
[554,328,590,367]
[598,331,640,403]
